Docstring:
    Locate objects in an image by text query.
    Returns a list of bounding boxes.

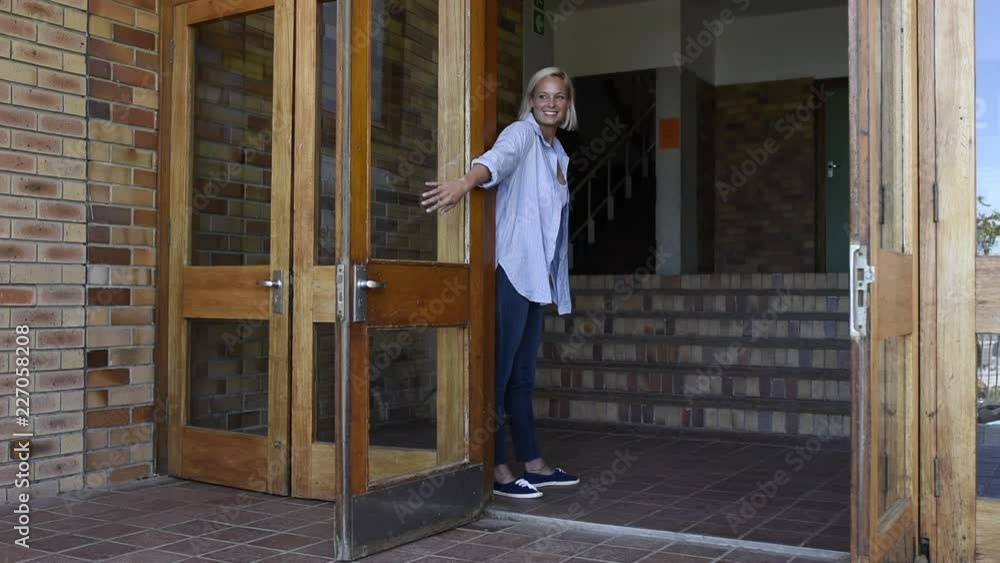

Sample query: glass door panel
[166,0,294,495]
[974,0,1000,558]
[336,0,488,559]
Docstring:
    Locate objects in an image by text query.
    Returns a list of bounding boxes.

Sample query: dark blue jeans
[494,266,543,466]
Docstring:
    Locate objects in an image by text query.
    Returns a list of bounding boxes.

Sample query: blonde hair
[519,67,578,131]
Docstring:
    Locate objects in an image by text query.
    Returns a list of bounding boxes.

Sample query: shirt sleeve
[470,121,533,189]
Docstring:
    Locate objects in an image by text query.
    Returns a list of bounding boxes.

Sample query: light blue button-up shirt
[471,112,572,315]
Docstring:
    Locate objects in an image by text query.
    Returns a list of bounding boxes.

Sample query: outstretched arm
[421,121,533,215]
[421,164,491,215]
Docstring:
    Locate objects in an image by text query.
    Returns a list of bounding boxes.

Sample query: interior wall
[655,68,682,274]
[555,1,846,84]
[554,0,681,78]
[712,78,819,273]
[680,69,700,272]
[714,6,849,85]
[522,0,554,93]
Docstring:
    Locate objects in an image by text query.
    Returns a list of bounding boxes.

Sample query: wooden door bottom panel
[978,499,1000,561]
[307,442,337,500]
[181,427,269,492]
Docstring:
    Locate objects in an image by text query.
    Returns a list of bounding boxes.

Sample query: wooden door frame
[915,0,977,560]
[851,0,922,558]
[155,0,295,493]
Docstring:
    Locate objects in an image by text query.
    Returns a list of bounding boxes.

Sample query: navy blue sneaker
[493,478,543,499]
[523,467,580,488]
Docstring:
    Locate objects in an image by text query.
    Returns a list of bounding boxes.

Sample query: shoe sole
[529,479,580,488]
[493,490,543,499]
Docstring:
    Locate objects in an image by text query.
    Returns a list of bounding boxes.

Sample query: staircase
[534,273,852,446]
[568,103,657,274]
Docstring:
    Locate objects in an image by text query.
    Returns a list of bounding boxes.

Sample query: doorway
[488,0,918,561]
[157,0,925,561]
[161,0,491,558]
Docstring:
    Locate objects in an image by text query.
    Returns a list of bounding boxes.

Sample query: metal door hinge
[336,264,346,322]
[933,456,941,497]
[879,184,886,225]
[882,450,889,495]
[932,181,939,223]
[849,244,875,338]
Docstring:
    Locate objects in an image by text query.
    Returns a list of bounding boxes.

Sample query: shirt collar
[522,111,563,152]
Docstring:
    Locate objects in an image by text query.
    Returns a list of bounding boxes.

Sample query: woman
[421,67,580,499]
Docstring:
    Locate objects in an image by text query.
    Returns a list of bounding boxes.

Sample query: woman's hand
[421,178,471,215]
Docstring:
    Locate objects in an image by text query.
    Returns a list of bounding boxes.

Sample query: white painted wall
[554,0,681,78]
[680,70,699,272]
[655,67,682,274]
[523,0,555,90]
[680,0,721,83]
[714,6,849,85]
[553,2,847,86]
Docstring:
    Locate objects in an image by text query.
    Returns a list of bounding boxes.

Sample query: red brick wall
[497,0,521,128]
[0,0,158,500]
[1,0,90,501]
[83,0,159,489]
[710,78,818,273]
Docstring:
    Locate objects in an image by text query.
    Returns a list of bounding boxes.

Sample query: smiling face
[530,76,569,133]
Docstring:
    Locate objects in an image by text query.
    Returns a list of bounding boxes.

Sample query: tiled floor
[493,429,850,553]
[0,477,843,563]
[0,430,849,563]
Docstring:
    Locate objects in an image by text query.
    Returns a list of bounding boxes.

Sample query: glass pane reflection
[978,334,1000,497]
[977,0,1000,256]
[190,11,275,266]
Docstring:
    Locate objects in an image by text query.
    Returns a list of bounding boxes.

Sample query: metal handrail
[570,140,655,243]
[569,103,657,200]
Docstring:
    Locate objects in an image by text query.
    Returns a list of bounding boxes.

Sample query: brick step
[569,292,849,316]
[535,418,852,449]
[536,361,851,402]
[547,309,848,321]
[536,359,850,380]
[533,388,851,437]
[542,332,850,348]
[541,335,850,370]
[544,314,849,340]
[569,273,849,292]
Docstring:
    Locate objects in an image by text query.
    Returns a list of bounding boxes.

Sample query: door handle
[257,271,284,314]
[352,265,384,322]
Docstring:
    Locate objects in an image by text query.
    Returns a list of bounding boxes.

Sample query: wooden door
[334,0,491,559]
[165,0,294,494]
[287,0,345,501]
[851,0,921,560]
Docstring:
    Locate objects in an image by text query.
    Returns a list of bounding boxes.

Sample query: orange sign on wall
[659,117,680,150]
